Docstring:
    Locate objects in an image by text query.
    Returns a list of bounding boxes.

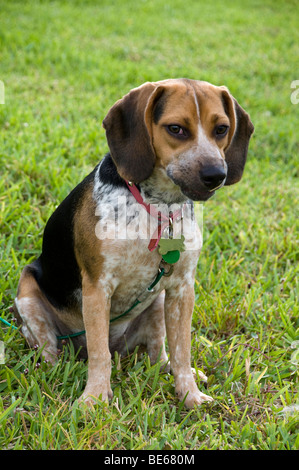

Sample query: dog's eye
[167,125,186,137]
[168,125,183,134]
[215,125,229,137]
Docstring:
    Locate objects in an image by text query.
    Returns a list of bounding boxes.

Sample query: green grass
[0,0,298,450]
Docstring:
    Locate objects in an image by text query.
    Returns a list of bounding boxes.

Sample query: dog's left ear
[221,88,254,185]
[103,82,164,183]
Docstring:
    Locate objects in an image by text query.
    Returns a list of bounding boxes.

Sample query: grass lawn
[0,0,298,450]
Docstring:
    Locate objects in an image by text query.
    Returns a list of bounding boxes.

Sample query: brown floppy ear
[102,82,164,183]
[221,89,254,185]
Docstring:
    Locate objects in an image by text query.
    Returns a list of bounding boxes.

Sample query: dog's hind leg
[13,263,58,363]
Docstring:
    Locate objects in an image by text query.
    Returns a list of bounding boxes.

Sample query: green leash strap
[109,266,165,325]
[1,267,167,341]
[0,312,85,340]
[0,316,18,330]
[57,330,86,340]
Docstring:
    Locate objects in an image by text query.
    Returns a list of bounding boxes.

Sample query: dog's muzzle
[199,165,227,192]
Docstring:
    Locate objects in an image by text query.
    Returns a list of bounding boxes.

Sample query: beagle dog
[14,79,254,408]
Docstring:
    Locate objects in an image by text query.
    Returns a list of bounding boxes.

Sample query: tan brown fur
[151,81,234,168]
[74,187,103,285]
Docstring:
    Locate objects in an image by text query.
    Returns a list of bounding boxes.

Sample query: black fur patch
[153,94,167,124]
[38,169,96,309]
[98,153,128,188]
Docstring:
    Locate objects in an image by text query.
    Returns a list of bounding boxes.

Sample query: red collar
[125,181,184,252]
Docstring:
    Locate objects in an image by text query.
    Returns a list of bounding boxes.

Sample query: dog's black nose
[200,166,227,190]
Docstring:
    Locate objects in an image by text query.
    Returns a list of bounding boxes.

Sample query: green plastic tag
[158,235,185,264]
[162,250,181,264]
[158,235,185,255]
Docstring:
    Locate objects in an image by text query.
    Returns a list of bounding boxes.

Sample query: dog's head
[103,79,254,201]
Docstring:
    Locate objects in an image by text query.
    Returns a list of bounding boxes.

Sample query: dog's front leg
[79,274,113,405]
[164,284,213,408]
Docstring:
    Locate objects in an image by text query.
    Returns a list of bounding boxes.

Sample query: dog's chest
[92,173,202,319]
[100,238,170,318]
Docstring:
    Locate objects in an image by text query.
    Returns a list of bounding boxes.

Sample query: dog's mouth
[165,167,227,202]
[166,161,227,202]
[167,173,215,201]
[179,185,215,201]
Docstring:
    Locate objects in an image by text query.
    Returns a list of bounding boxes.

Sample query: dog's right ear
[103,82,165,184]
[220,87,254,185]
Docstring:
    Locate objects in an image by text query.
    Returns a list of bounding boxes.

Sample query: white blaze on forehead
[192,86,201,120]
[197,124,222,160]
[191,86,223,162]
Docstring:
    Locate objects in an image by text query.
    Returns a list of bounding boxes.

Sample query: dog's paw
[191,367,208,382]
[183,390,213,409]
[79,383,113,406]
[175,374,213,408]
